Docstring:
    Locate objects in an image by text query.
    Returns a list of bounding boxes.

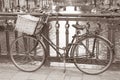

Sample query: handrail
[1,12,120,17]
[0,12,119,61]
[1,12,120,23]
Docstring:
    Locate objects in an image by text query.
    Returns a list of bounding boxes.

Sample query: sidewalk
[0,62,120,80]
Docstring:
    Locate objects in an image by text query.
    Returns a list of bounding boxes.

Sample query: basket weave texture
[15,15,39,35]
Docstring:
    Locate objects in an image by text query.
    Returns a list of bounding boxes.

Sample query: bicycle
[10,12,114,75]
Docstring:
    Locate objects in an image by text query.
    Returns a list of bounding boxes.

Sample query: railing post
[86,22,90,55]
[15,31,18,52]
[0,44,1,56]
[108,20,115,46]
[65,19,69,46]
[43,23,50,66]
[107,20,115,58]
[5,30,10,56]
[55,20,60,57]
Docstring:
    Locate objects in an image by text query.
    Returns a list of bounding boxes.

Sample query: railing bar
[49,17,112,22]
[65,19,69,46]
[55,21,60,57]
[5,30,10,56]
[1,13,120,17]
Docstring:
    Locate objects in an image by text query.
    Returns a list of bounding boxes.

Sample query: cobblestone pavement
[0,62,120,80]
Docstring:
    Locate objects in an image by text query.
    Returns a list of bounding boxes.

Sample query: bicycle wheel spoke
[10,35,46,72]
[73,35,113,75]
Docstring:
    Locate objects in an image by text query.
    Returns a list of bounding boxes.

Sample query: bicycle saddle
[72,24,85,30]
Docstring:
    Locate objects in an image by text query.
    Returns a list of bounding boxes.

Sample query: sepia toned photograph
[0,0,120,80]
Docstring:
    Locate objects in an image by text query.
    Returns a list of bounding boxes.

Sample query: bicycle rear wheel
[73,35,113,75]
[10,35,46,72]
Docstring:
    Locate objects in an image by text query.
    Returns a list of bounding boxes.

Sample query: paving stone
[0,63,120,80]
[28,74,48,80]
[11,72,32,80]
[83,75,101,80]
[0,79,10,80]
[100,71,120,80]
[46,69,68,80]
[64,76,71,80]
[0,73,14,79]
[70,76,82,80]
[35,67,55,75]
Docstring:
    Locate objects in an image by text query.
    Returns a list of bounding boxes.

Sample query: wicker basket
[15,15,39,35]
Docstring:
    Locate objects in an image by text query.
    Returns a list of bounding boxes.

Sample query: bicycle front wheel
[10,35,46,72]
[73,35,113,75]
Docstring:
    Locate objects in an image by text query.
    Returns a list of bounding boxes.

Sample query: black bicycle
[10,12,114,75]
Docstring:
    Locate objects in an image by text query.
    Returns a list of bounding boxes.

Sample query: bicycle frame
[34,13,98,59]
[38,31,93,59]
[39,33,77,58]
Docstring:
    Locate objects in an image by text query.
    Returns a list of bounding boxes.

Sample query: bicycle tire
[72,34,113,75]
[10,35,46,72]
